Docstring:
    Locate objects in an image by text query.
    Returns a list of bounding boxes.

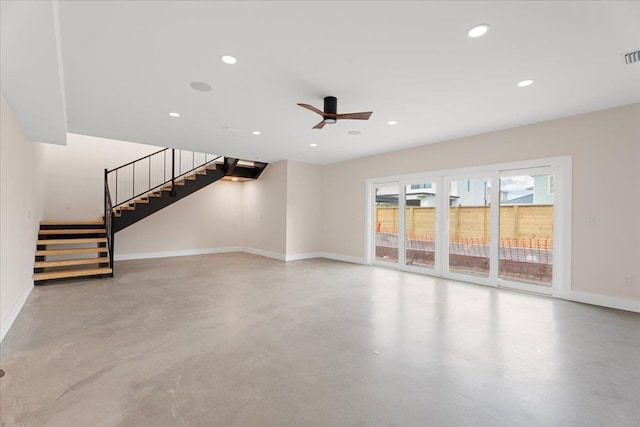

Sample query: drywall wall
[0,96,44,341]
[115,180,242,258]
[242,160,287,259]
[286,160,323,258]
[41,133,245,258]
[322,103,640,302]
[41,133,160,220]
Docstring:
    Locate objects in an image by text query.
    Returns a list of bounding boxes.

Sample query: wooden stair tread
[134,199,149,204]
[41,220,103,225]
[37,237,107,245]
[33,267,112,281]
[35,257,110,268]
[36,247,107,256]
[39,229,106,235]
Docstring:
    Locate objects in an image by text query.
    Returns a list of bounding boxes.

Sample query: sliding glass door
[374,183,400,265]
[498,168,555,293]
[446,177,492,280]
[367,157,568,296]
[404,181,438,271]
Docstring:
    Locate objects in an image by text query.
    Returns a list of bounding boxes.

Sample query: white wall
[242,160,287,259]
[42,133,160,220]
[322,103,640,303]
[286,160,323,258]
[41,133,245,259]
[0,96,44,341]
[115,180,242,259]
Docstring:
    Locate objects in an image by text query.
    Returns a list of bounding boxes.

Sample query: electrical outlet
[624,276,632,286]
[588,216,596,226]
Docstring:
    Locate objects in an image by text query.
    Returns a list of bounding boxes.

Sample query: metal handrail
[106,148,223,209]
[107,147,168,174]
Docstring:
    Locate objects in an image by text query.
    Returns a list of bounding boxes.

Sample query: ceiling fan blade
[298,103,325,117]
[312,120,326,129]
[336,111,373,120]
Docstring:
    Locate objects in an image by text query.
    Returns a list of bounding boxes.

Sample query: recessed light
[517,79,535,87]
[169,112,180,118]
[190,81,212,92]
[231,177,238,182]
[221,55,237,64]
[252,131,261,135]
[310,143,317,147]
[467,24,490,38]
[387,120,398,125]
[348,130,362,135]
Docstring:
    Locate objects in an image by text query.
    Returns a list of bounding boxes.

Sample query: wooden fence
[376,205,553,247]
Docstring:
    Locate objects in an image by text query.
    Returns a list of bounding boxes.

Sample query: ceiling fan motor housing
[323,96,338,123]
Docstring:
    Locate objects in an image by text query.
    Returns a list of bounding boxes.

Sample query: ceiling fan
[297,96,372,129]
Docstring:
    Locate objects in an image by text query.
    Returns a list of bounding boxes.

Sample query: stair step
[36,247,107,256]
[134,198,149,204]
[39,229,106,235]
[35,257,110,268]
[118,205,135,211]
[33,267,112,281]
[148,192,161,197]
[196,169,207,175]
[40,220,103,226]
[184,175,196,180]
[37,237,107,245]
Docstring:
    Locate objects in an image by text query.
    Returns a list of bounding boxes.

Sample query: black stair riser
[39,224,105,230]
[37,233,106,239]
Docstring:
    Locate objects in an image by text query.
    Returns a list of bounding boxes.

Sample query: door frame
[365,156,572,298]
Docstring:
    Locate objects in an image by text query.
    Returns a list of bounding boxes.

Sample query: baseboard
[317,252,367,265]
[564,290,640,313]
[114,246,242,261]
[242,247,287,261]
[1,281,34,342]
[285,252,322,261]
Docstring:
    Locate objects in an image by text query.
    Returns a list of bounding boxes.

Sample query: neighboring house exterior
[378,175,554,207]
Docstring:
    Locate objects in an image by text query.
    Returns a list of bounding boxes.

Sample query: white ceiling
[5,1,640,164]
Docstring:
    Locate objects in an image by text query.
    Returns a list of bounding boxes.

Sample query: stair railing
[105,148,222,209]
[103,171,114,276]
[103,148,223,274]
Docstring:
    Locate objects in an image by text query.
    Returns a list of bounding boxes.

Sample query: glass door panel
[499,173,554,286]
[374,184,400,263]
[404,182,437,268]
[448,177,491,277]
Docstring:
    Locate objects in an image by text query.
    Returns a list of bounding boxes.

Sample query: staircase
[33,221,112,283]
[33,148,267,284]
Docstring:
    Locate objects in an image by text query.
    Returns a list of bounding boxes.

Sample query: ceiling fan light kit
[298,96,373,129]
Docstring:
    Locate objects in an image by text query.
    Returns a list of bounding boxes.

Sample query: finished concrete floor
[1,253,639,426]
